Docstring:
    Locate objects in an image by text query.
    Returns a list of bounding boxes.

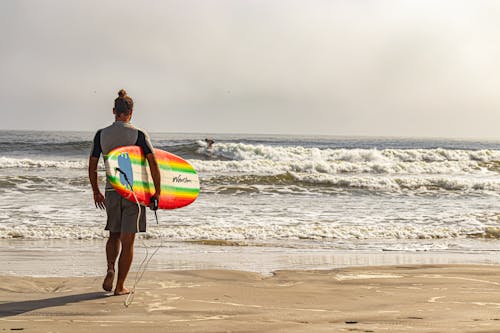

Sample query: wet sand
[2,265,500,332]
[3,238,500,277]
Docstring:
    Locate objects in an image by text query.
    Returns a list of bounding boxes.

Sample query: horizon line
[1,128,500,142]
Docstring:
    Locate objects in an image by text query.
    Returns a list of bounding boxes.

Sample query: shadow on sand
[0,292,107,317]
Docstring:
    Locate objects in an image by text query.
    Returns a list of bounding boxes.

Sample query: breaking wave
[0,216,496,241]
[3,141,500,194]
[203,142,500,163]
[203,173,500,193]
[0,157,87,169]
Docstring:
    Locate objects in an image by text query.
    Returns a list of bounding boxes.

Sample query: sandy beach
[2,265,500,332]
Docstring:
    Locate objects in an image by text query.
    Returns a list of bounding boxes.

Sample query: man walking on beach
[88,89,161,295]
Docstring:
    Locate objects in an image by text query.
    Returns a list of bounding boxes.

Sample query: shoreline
[3,239,500,277]
[3,265,500,332]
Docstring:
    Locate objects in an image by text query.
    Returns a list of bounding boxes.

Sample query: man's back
[92,121,153,156]
[90,121,154,189]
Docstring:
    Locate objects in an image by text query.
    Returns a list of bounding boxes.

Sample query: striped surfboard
[105,146,199,209]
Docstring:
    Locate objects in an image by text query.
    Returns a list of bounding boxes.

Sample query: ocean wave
[192,159,490,176]
[292,173,500,192]
[205,142,500,163]
[0,153,491,176]
[0,220,489,241]
[192,156,498,177]
[0,157,86,169]
[0,226,108,240]
[0,140,93,155]
[2,162,499,196]
[2,172,496,195]
[203,173,500,193]
[188,143,500,175]
[0,175,99,192]
[3,142,500,176]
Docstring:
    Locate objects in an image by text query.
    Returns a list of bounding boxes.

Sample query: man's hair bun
[114,89,133,115]
[118,89,127,98]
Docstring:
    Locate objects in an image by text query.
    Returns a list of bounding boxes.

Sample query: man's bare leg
[115,232,135,295]
[103,232,120,291]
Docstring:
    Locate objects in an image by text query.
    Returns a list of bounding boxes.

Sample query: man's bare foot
[102,269,115,292]
[114,287,130,296]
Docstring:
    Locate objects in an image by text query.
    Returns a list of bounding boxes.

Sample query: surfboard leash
[115,167,163,307]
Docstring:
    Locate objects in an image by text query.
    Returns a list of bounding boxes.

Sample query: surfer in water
[88,89,161,295]
[204,138,215,149]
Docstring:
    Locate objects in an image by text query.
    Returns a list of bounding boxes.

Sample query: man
[88,89,161,295]
[204,138,215,149]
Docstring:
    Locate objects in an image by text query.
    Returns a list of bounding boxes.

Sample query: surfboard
[105,146,199,209]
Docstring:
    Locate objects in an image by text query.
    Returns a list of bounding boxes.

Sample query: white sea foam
[0,225,108,240]
[194,143,500,176]
[0,157,86,169]
[3,142,500,194]
[202,142,500,163]
[287,173,500,192]
[3,144,500,177]
[0,217,491,242]
[193,158,494,176]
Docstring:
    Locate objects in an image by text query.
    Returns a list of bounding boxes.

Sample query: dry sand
[2,265,500,332]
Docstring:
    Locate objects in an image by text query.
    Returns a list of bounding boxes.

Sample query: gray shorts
[105,190,146,233]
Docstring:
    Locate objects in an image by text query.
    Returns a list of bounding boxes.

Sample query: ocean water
[2,130,500,275]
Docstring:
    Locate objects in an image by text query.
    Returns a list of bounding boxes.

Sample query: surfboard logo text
[172,175,192,184]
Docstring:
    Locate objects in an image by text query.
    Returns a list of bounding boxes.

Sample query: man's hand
[94,191,106,210]
[149,192,160,210]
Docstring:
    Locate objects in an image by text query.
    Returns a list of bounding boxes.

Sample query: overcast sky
[1,0,500,138]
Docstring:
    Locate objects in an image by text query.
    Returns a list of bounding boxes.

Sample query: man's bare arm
[88,156,105,209]
[146,153,161,200]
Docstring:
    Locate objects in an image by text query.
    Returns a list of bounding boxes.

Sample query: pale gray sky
[1,0,500,138]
